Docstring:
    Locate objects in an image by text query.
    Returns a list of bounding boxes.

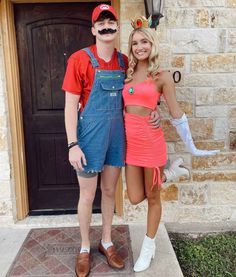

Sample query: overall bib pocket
[95,81,124,111]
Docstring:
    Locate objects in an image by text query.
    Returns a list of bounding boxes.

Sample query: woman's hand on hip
[149,110,161,128]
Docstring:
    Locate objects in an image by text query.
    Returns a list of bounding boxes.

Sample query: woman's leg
[144,166,165,238]
[133,166,165,272]
[125,165,146,205]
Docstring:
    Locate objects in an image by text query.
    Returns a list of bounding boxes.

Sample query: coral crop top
[122,78,161,110]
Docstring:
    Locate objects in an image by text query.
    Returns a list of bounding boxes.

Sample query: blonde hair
[125,28,160,83]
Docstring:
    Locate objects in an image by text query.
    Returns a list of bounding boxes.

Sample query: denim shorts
[77,114,125,173]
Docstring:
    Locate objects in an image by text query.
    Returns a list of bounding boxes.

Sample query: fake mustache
[98,28,117,35]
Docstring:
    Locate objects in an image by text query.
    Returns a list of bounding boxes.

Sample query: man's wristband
[68,141,78,150]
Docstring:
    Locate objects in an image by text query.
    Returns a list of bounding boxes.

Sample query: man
[62,4,188,277]
[63,5,133,276]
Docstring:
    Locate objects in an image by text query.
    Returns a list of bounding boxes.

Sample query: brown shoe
[98,242,125,269]
[75,252,91,277]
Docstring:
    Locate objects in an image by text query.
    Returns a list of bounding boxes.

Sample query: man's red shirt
[62,45,128,112]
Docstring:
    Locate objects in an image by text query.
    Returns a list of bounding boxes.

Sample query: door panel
[14,2,108,213]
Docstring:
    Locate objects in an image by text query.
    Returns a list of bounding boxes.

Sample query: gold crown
[131,15,152,29]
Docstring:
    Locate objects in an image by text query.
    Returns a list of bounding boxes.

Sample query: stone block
[120,23,133,46]
[211,9,236,28]
[176,88,195,102]
[166,142,176,154]
[161,120,178,142]
[189,118,214,139]
[192,170,236,182]
[158,44,172,67]
[161,202,179,222]
[171,56,185,68]
[180,184,208,205]
[227,0,236,7]
[191,54,236,73]
[229,108,236,128]
[0,199,13,216]
[194,140,225,150]
[227,29,236,52]
[229,117,236,128]
[196,106,228,117]
[166,9,195,28]
[214,88,236,104]
[178,101,193,116]
[196,88,214,105]
[161,184,178,201]
[229,130,236,150]
[176,206,232,223]
[210,183,236,205]
[230,107,236,117]
[171,29,219,54]
[0,181,11,199]
[192,153,236,170]
[214,118,228,140]
[121,2,145,21]
[162,117,214,142]
[184,73,230,87]
[0,133,7,151]
[195,9,209,27]
[124,199,147,223]
[165,0,225,7]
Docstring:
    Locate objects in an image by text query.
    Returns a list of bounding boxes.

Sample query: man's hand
[149,110,161,128]
[69,146,87,171]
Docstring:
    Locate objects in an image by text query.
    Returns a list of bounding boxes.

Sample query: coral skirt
[124,113,167,188]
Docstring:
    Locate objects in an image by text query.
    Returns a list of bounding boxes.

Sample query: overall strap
[117,51,125,68]
[82,47,99,68]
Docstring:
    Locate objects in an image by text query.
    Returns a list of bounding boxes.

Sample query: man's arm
[65,92,86,170]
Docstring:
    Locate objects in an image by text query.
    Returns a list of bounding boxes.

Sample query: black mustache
[98,28,117,35]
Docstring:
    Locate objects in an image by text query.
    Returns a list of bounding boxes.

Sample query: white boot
[133,235,156,272]
[164,157,190,182]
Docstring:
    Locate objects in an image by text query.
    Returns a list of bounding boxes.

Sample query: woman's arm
[159,71,183,119]
[159,71,219,156]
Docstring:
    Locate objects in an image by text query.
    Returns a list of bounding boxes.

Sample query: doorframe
[0,0,123,220]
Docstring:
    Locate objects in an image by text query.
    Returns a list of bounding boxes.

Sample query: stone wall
[0,28,14,224]
[120,0,236,223]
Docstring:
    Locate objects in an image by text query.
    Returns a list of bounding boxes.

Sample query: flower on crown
[131,15,152,29]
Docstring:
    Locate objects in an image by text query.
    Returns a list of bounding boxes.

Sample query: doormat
[6,225,134,277]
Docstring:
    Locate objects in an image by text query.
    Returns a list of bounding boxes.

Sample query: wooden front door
[14,2,106,214]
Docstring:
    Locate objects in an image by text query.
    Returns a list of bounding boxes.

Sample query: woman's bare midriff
[125,105,153,116]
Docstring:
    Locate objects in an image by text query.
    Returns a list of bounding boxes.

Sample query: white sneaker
[164,157,190,182]
[133,235,156,272]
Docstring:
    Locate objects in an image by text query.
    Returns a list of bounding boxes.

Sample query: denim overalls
[77,47,126,172]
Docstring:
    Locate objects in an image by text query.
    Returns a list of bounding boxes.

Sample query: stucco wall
[0,0,235,224]
[120,0,236,224]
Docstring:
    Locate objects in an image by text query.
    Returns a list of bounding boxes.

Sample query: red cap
[92,4,118,23]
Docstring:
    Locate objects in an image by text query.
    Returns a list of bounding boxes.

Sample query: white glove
[171,114,220,156]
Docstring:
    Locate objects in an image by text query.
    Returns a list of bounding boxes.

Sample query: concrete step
[0,217,183,277]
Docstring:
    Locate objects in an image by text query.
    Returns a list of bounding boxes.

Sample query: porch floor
[0,215,183,277]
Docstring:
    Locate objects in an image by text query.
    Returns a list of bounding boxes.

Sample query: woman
[122,16,219,272]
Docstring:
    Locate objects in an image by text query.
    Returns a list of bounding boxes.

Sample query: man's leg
[77,175,98,249]
[98,165,124,269]
[75,174,98,277]
[100,165,120,243]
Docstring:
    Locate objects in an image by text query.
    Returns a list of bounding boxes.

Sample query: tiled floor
[6,225,134,277]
